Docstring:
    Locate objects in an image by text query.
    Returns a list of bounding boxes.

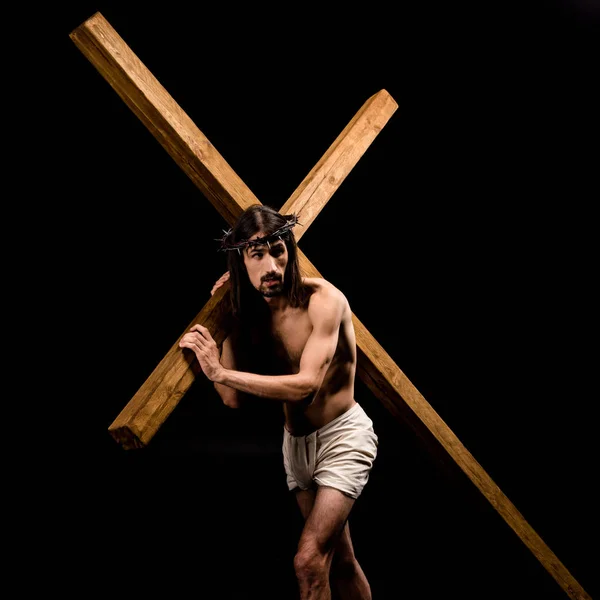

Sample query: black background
[42,1,598,598]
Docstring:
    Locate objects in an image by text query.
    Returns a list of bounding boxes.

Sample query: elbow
[223,397,241,409]
[222,392,242,408]
[215,383,241,408]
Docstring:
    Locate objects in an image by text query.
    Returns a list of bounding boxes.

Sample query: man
[179,204,378,599]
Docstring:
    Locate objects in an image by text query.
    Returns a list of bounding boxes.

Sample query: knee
[294,542,329,582]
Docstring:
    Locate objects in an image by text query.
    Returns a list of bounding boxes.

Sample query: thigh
[300,486,356,552]
[295,488,357,563]
[295,488,317,520]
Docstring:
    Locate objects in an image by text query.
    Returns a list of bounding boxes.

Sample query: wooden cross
[70,12,590,600]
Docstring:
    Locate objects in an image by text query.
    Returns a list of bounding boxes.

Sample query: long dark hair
[223,204,309,376]
[226,204,308,319]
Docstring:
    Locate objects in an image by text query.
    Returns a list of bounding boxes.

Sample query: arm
[179,286,346,403]
[214,335,243,408]
[209,270,243,407]
[218,290,343,401]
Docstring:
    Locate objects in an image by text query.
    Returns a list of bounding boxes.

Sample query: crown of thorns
[216,214,301,252]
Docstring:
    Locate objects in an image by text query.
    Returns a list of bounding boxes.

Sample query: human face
[243,233,288,298]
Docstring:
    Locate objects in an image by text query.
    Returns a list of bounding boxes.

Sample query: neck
[263,295,288,312]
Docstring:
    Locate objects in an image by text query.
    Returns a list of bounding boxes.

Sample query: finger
[180,336,203,351]
[179,333,192,344]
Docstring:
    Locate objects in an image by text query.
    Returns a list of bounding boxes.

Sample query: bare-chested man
[179,204,378,599]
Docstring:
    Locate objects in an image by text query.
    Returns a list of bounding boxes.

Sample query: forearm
[215,368,314,403]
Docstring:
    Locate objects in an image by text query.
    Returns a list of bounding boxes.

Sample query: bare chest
[270,310,312,371]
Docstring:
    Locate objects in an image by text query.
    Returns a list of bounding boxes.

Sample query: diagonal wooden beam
[69,12,591,600]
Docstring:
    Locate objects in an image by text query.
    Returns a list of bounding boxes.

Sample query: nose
[265,255,280,275]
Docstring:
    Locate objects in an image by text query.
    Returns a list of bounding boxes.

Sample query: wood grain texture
[108,284,232,449]
[280,90,398,238]
[71,12,590,600]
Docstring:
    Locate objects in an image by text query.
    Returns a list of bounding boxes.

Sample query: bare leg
[329,521,372,600]
[294,487,371,600]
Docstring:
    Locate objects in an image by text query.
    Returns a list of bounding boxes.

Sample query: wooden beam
[279,90,398,234]
[107,283,233,449]
[70,12,591,600]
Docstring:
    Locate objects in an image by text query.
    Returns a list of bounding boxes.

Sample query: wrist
[214,367,228,385]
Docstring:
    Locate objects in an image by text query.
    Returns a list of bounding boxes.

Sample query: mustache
[261,275,281,283]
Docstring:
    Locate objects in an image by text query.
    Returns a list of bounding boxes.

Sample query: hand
[179,324,223,382]
[211,271,230,296]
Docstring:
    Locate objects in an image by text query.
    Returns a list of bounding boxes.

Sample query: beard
[259,277,283,297]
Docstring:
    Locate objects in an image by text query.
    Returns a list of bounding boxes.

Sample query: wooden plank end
[108,424,146,451]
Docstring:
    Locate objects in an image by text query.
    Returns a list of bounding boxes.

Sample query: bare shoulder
[303,277,349,312]
[303,277,344,297]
